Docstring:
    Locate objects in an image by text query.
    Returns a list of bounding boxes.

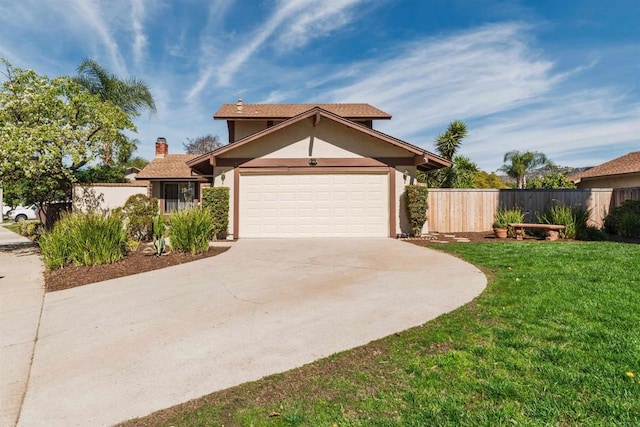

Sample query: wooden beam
[389,167,396,238]
[209,155,216,167]
[233,167,239,239]
[313,111,321,127]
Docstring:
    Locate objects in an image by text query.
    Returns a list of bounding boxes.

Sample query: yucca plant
[538,204,589,239]
[169,208,214,255]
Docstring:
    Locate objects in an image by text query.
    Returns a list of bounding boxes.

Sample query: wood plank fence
[427,187,640,233]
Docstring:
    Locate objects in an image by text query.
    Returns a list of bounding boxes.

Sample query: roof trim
[188,107,451,171]
[213,103,392,120]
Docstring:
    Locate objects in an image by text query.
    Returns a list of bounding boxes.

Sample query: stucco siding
[73,184,149,213]
[235,121,271,141]
[576,173,640,189]
[223,119,410,159]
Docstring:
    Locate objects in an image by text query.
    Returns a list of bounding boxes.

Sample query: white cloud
[131,0,147,66]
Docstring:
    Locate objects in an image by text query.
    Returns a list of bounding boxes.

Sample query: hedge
[202,186,230,239]
[405,185,429,236]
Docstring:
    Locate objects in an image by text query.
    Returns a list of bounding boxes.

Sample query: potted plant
[493,209,510,238]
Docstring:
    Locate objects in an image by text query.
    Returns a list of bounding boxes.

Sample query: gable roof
[189,106,450,173]
[136,154,199,180]
[214,103,392,120]
[570,151,640,183]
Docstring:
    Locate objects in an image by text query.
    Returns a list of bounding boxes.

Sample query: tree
[527,172,575,189]
[0,60,135,221]
[499,150,551,189]
[76,59,155,164]
[420,121,479,188]
[183,134,222,154]
[473,171,508,188]
[76,59,155,115]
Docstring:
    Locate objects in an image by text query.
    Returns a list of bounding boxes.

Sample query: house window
[164,182,197,213]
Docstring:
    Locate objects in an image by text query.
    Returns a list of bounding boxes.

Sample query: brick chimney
[155,137,168,158]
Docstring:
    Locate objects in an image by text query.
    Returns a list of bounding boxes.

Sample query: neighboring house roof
[136,154,199,180]
[214,103,392,120]
[570,151,640,183]
[189,106,450,173]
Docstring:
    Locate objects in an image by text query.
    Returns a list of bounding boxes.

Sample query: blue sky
[1,0,638,171]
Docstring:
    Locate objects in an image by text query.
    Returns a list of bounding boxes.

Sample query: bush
[19,221,43,240]
[538,204,589,239]
[578,225,609,241]
[202,187,229,239]
[619,211,640,238]
[604,200,640,235]
[405,185,429,236]
[39,212,126,270]
[122,194,158,241]
[493,208,524,237]
[169,208,214,255]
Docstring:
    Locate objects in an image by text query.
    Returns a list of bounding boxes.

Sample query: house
[570,151,640,189]
[138,101,451,238]
[135,138,206,212]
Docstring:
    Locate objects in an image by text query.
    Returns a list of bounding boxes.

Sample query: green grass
[4,222,20,233]
[124,242,640,426]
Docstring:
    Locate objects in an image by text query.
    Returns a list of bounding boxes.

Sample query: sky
[0,0,638,171]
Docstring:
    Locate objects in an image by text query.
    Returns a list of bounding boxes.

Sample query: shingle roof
[136,154,198,179]
[570,151,640,182]
[214,103,392,120]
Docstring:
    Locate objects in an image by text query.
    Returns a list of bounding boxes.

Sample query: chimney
[236,98,243,112]
[155,137,168,158]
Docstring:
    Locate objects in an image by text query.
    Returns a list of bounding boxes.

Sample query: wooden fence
[427,187,640,233]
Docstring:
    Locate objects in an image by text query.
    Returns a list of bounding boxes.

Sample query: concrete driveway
[19,238,485,426]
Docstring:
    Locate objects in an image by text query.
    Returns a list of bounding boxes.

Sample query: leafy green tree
[527,172,576,189]
[183,134,222,155]
[473,171,508,188]
[74,165,127,183]
[0,59,135,221]
[450,155,479,188]
[499,150,551,189]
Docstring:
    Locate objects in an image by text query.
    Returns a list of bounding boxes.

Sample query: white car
[2,205,11,217]
[8,204,38,222]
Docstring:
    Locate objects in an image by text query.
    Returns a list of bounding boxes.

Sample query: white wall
[73,184,149,213]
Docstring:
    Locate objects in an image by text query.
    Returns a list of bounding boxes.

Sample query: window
[164,182,197,213]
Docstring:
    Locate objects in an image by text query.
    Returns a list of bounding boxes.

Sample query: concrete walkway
[19,238,486,426]
[0,225,45,427]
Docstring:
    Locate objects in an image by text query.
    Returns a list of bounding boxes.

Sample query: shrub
[169,208,214,255]
[493,208,524,237]
[405,185,429,236]
[578,225,609,241]
[122,194,158,241]
[19,221,43,240]
[619,211,640,238]
[39,212,126,270]
[604,200,640,235]
[202,187,230,239]
[538,204,589,239]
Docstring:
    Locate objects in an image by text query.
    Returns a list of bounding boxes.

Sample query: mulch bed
[45,246,230,293]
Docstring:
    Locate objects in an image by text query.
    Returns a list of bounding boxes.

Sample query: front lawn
[124,242,640,426]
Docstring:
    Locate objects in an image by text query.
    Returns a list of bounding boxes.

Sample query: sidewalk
[0,224,45,427]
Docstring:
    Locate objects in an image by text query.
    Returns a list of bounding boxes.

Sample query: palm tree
[76,59,155,164]
[435,120,467,160]
[76,59,156,116]
[499,150,551,189]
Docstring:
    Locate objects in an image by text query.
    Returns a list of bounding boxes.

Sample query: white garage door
[240,173,389,238]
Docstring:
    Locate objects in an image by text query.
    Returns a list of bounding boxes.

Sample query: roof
[136,154,199,180]
[189,106,451,173]
[214,103,392,120]
[570,151,640,182]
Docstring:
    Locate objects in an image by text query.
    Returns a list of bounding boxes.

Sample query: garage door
[239,173,389,238]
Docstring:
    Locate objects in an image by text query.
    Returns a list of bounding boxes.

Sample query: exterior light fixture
[403,170,409,182]
[309,158,318,166]
[220,172,226,184]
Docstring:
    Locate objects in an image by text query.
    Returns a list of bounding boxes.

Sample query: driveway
[19,238,486,426]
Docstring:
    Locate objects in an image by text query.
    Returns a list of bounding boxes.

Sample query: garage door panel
[240,173,388,238]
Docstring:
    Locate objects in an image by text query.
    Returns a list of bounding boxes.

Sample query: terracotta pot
[494,228,508,239]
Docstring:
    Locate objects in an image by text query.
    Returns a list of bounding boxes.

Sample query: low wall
[73,182,149,213]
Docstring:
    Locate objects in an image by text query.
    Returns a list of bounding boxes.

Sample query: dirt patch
[404,231,541,244]
[45,245,230,293]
